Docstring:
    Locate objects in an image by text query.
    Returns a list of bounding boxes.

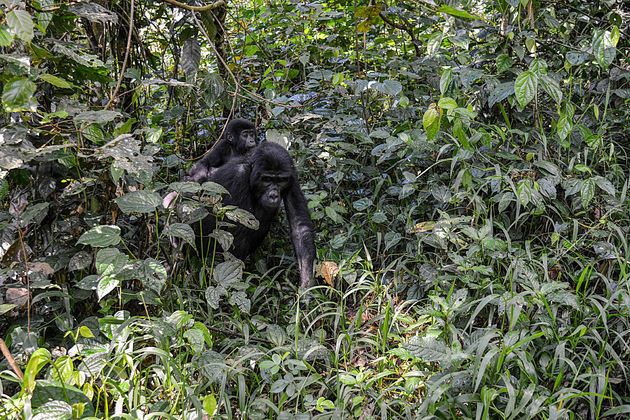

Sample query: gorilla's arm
[186,142,232,183]
[283,182,316,288]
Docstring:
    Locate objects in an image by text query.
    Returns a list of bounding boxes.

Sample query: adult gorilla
[194,142,315,288]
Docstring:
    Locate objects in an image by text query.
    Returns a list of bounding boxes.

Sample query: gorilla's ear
[226,130,235,143]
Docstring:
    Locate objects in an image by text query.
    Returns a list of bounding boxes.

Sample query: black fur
[195,142,316,288]
[187,118,257,183]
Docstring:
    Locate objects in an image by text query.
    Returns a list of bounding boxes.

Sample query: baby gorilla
[163,118,257,209]
[195,142,316,288]
[186,118,257,183]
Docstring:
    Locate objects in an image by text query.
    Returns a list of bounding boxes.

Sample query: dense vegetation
[1,0,629,418]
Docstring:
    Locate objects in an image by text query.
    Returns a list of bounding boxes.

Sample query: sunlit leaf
[39,74,74,89]
[437,5,482,20]
[2,78,37,112]
[229,291,251,313]
[7,10,34,42]
[0,26,14,46]
[97,274,119,300]
[164,223,196,249]
[225,207,259,229]
[438,97,457,110]
[205,285,227,309]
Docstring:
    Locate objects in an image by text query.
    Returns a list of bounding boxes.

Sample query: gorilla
[186,118,257,183]
[193,142,315,288]
[163,118,257,209]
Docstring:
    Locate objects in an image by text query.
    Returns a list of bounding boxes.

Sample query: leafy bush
[1,0,629,418]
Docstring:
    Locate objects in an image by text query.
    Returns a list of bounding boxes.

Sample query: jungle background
[1,0,630,418]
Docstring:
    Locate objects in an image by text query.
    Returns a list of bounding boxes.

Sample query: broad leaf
[438,6,481,20]
[225,207,259,229]
[2,78,37,112]
[39,74,73,89]
[0,27,14,46]
[514,71,537,108]
[516,179,532,207]
[581,178,595,208]
[115,190,162,214]
[136,258,167,293]
[205,285,227,309]
[77,225,121,247]
[539,75,562,105]
[7,10,34,42]
[229,291,251,313]
[440,68,452,94]
[165,223,196,248]
[213,260,243,287]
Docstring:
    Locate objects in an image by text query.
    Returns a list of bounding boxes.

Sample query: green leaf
[592,30,616,70]
[437,5,482,20]
[39,73,74,89]
[0,26,14,46]
[164,223,196,249]
[404,336,467,363]
[205,285,227,309]
[78,325,95,338]
[380,79,402,96]
[581,178,595,208]
[611,25,620,47]
[528,58,547,76]
[7,10,34,42]
[488,82,514,108]
[21,202,49,225]
[439,68,452,94]
[438,97,457,110]
[77,225,121,247]
[593,176,615,196]
[539,75,562,104]
[244,45,259,56]
[2,78,37,112]
[97,274,119,300]
[353,198,372,211]
[136,258,167,293]
[325,206,344,223]
[203,395,217,416]
[95,248,128,275]
[213,261,242,287]
[557,114,573,141]
[225,207,259,230]
[229,291,251,313]
[516,180,532,207]
[514,71,537,108]
[496,54,513,74]
[426,33,443,56]
[423,104,441,140]
[115,190,162,214]
[423,104,440,129]
[75,110,122,124]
